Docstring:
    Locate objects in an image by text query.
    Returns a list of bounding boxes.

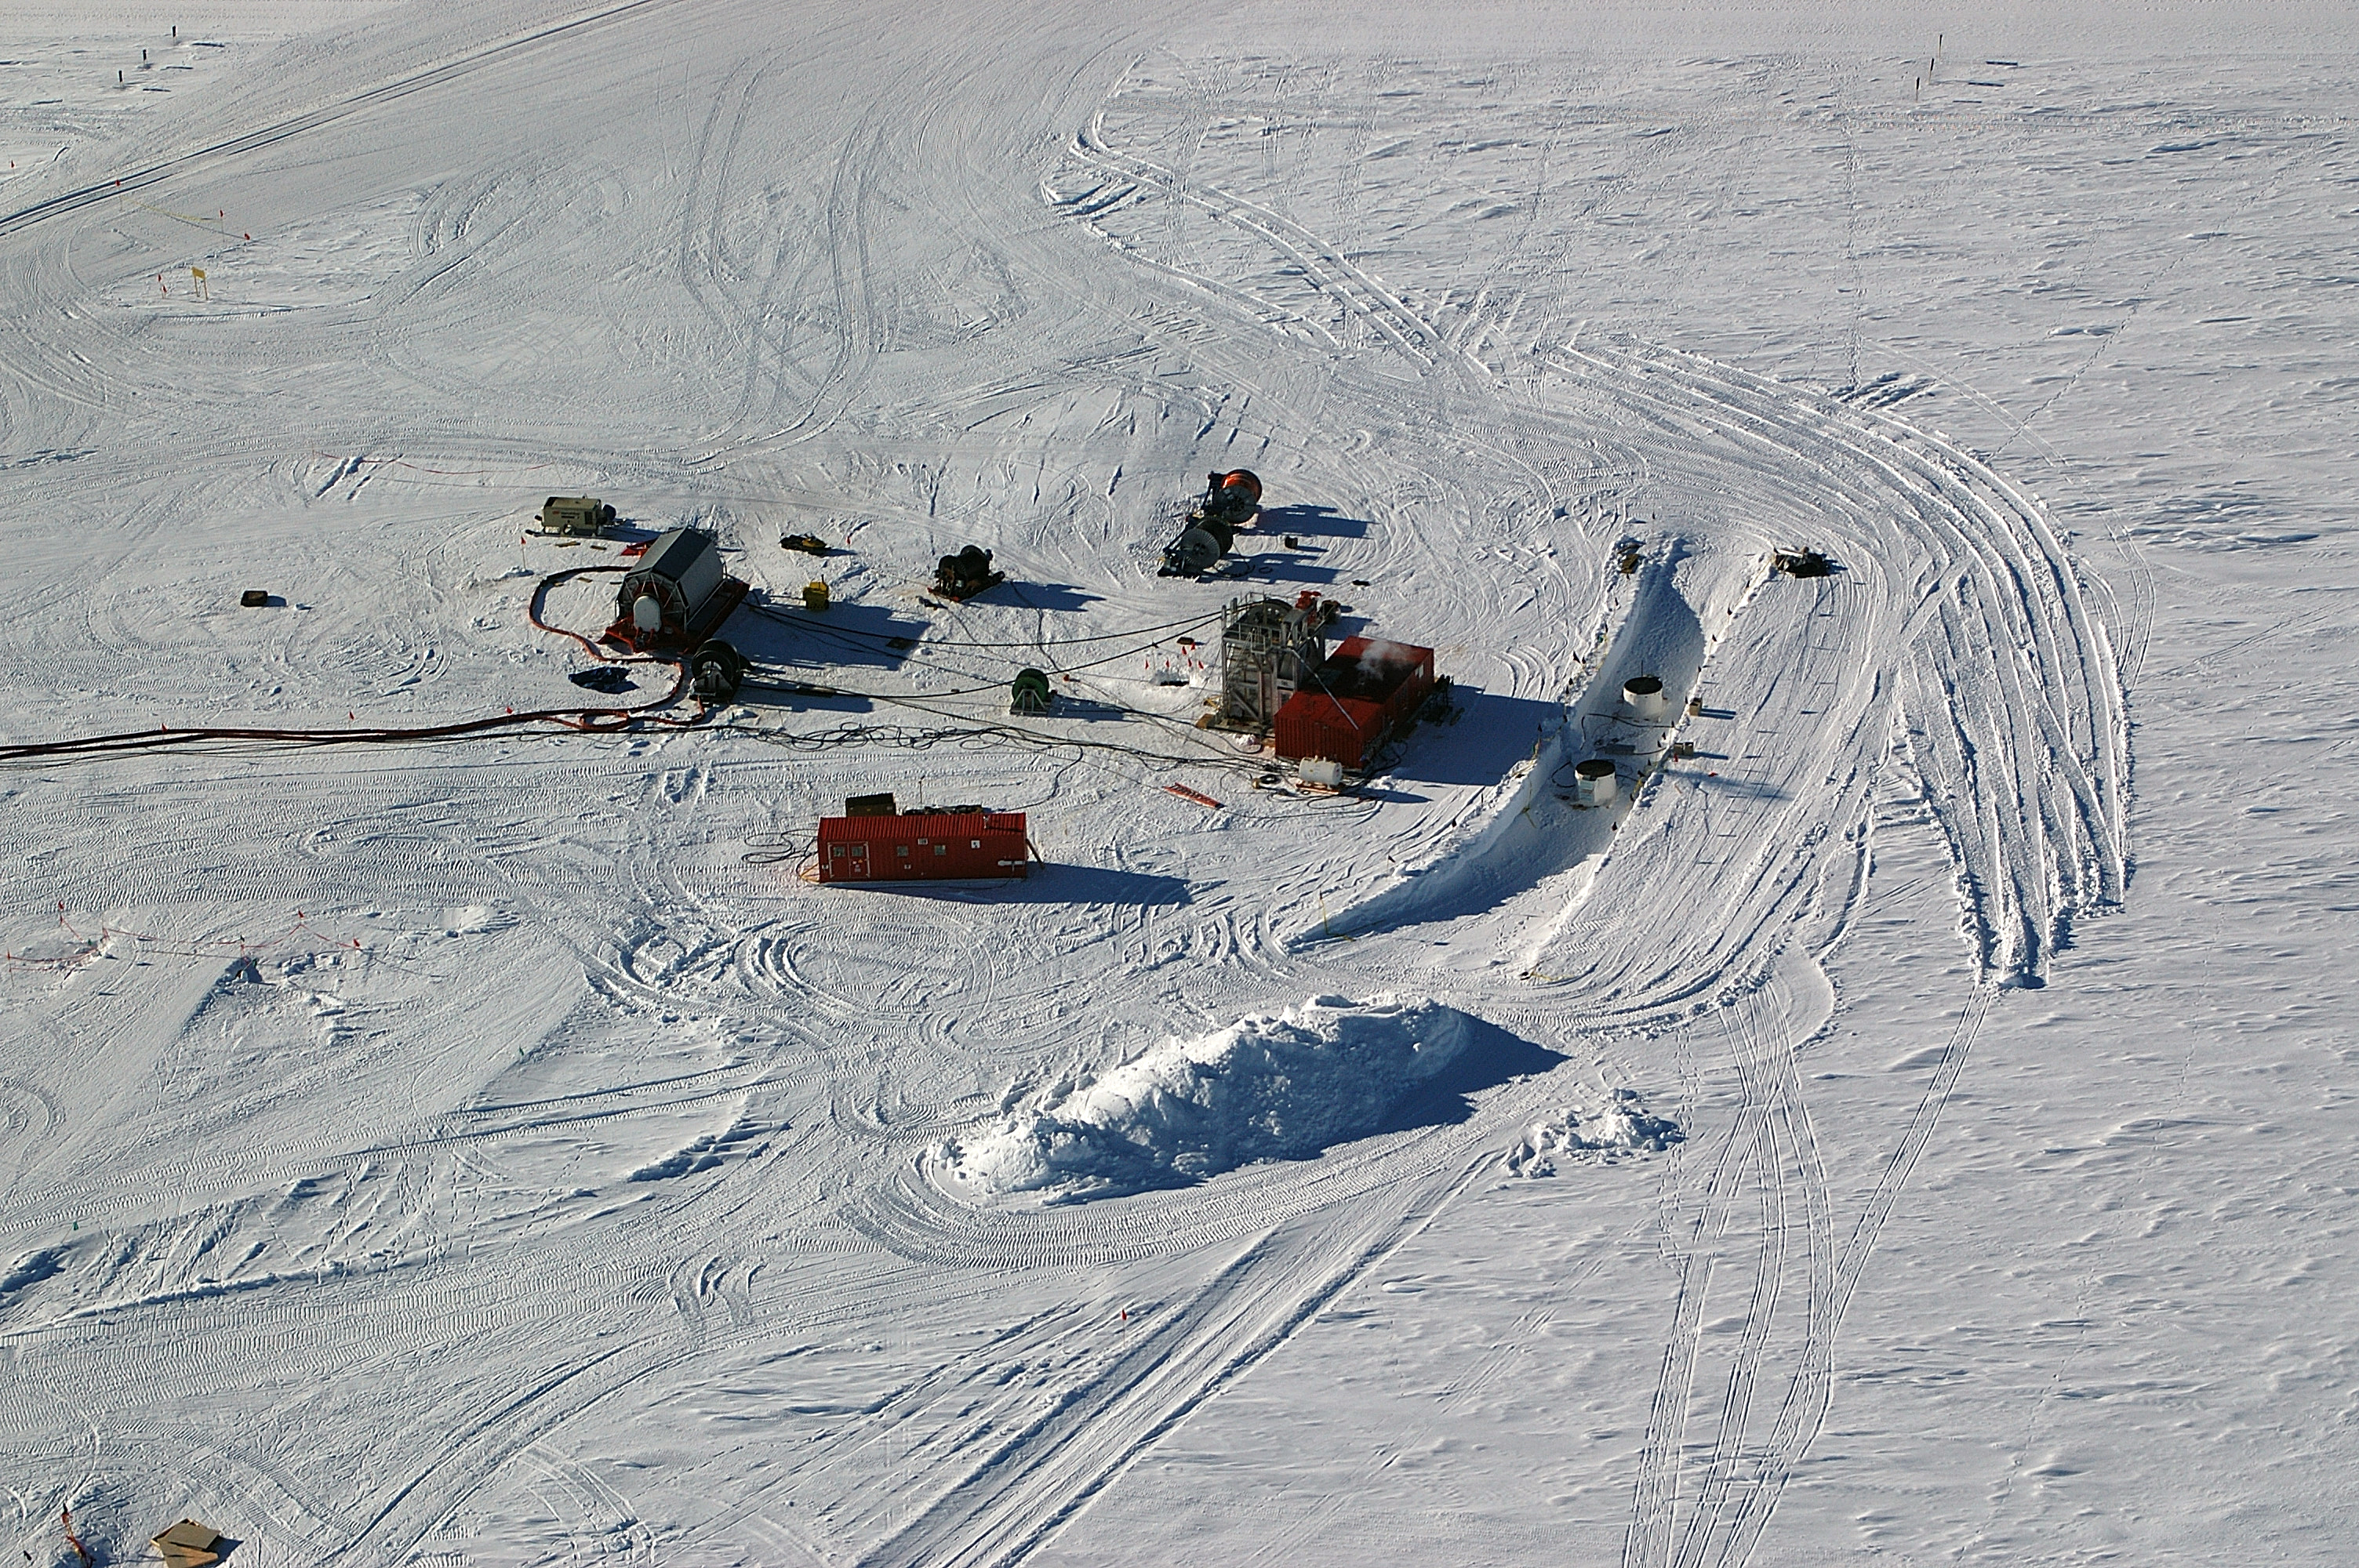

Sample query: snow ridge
[943,995,1471,1201]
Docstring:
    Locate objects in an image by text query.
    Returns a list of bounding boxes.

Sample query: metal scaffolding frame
[1217,596,1325,732]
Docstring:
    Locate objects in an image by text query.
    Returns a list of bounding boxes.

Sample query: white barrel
[632,593,663,633]
[1623,674,1667,720]
[1575,758,1619,807]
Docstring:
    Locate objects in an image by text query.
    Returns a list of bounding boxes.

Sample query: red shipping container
[1274,691,1391,770]
[1274,636,1437,769]
[816,811,1029,883]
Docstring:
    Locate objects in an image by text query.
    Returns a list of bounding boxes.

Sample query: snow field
[0,3,2354,1566]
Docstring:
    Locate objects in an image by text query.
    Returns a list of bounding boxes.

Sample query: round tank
[633,594,663,633]
[1575,758,1619,807]
[1623,674,1667,720]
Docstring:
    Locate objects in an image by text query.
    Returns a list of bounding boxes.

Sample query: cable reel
[1009,666,1055,715]
[692,639,747,702]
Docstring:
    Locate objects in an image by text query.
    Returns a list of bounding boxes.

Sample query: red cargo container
[1272,691,1390,770]
[816,811,1029,883]
[1274,636,1436,770]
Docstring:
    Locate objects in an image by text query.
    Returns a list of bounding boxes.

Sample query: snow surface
[2,2,2357,1565]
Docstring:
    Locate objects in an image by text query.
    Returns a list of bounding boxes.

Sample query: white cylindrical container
[1575,758,1619,807]
[1623,674,1667,720]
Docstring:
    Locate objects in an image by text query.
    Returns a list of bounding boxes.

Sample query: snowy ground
[2,2,2354,1563]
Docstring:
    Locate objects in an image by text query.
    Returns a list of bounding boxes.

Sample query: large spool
[1623,674,1667,720]
[1009,666,1054,715]
[1574,758,1619,807]
[691,639,745,702]
[1167,526,1223,576]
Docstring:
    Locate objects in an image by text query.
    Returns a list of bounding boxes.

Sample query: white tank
[633,593,663,633]
[1623,674,1667,720]
[1299,757,1344,789]
[1575,758,1619,807]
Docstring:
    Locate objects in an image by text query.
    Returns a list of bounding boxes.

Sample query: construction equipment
[803,580,830,611]
[1010,666,1055,715]
[604,527,749,652]
[1216,594,1325,731]
[1160,469,1263,576]
[540,495,616,535]
[780,532,831,555]
[1771,547,1833,577]
[935,544,1004,601]
[690,639,746,702]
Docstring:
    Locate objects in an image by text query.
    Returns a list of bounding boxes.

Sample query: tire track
[1625,1061,1758,1568]
[0,0,709,243]
[858,1152,1488,1568]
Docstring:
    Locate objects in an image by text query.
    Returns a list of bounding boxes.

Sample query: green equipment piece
[1009,667,1054,716]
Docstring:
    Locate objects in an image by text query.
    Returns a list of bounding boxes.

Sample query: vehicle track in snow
[857,1152,1488,1568]
[1540,339,2128,985]
[0,0,706,244]
[1057,62,2125,999]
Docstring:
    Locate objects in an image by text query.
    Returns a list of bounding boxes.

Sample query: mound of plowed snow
[1503,1091,1684,1178]
[943,994,1470,1200]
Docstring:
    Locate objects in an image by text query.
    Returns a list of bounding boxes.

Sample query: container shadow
[1382,689,1561,788]
[734,597,929,671]
[740,684,876,714]
[1332,782,1432,805]
[1376,1017,1569,1136]
[996,581,1102,613]
[1227,550,1341,586]
[834,864,1193,908]
[1259,503,1369,540]
[1030,695,1133,724]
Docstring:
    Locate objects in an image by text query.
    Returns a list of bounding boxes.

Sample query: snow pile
[1503,1090,1683,1178]
[945,995,1470,1200]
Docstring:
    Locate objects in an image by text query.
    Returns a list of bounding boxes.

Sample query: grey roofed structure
[617,528,727,635]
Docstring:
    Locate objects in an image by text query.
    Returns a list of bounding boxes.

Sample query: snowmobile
[1158,470,1263,577]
